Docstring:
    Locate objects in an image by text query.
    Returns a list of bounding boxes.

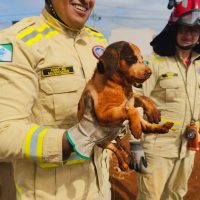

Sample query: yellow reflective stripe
[84,27,106,42]
[84,27,104,36]
[38,152,86,168]
[16,184,23,200]
[25,34,43,46]
[24,125,40,160]
[17,27,35,39]
[65,158,85,166]
[45,30,58,39]
[17,24,49,39]
[17,24,59,46]
[151,54,165,62]
[24,126,48,161]
[94,37,106,42]
[36,24,49,32]
[36,128,48,162]
[38,163,59,168]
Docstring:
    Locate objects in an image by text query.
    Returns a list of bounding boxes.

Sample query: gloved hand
[129,141,151,173]
[66,95,123,160]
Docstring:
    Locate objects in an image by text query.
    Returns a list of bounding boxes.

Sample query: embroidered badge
[92,46,105,59]
[0,44,13,62]
[160,72,178,79]
[42,66,74,77]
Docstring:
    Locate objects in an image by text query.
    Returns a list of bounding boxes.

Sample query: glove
[129,141,151,173]
[66,95,123,160]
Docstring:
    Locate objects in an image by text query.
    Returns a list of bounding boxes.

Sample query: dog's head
[97,41,152,84]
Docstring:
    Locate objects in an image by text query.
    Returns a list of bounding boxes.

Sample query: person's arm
[0,35,66,164]
[0,35,121,164]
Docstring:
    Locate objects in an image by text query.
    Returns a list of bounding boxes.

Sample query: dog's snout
[145,68,152,77]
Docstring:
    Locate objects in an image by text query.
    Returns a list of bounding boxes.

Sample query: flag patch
[0,44,13,62]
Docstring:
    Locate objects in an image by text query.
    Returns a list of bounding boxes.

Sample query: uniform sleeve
[133,54,159,97]
[0,34,64,164]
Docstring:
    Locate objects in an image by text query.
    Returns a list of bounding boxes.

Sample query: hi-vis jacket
[0,9,107,200]
[134,51,200,158]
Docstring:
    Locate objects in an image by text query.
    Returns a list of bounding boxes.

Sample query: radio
[184,121,199,151]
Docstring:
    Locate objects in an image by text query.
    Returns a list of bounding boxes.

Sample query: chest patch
[92,46,105,59]
[42,66,74,77]
[0,43,13,62]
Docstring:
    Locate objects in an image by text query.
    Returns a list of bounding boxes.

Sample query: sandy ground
[109,147,200,200]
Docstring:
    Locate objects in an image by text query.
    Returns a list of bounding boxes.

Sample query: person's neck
[178,48,192,68]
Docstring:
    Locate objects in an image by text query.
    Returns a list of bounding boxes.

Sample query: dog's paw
[160,122,174,133]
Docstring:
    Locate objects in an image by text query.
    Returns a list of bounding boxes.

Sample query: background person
[0,0,121,199]
[135,0,200,199]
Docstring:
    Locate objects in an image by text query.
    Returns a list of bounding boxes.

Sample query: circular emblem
[92,46,105,59]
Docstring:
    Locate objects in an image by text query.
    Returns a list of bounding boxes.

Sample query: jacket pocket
[39,76,85,124]
[159,77,181,102]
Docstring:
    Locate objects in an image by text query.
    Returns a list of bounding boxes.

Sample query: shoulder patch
[0,44,13,62]
[92,46,105,59]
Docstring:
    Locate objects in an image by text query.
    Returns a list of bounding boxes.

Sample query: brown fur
[78,41,173,170]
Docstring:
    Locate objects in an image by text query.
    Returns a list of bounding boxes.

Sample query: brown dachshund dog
[78,41,174,170]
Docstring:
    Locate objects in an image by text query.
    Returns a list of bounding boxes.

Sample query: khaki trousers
[0,163,16,200]
[137,153,195,200]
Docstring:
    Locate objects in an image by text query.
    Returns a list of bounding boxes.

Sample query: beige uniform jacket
[0,9,107,200]
[135,51,200,158]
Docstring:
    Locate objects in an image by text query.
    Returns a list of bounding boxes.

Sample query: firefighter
[0,0,124,199]
[135,0,200,199]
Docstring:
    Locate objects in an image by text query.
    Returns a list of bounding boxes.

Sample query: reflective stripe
[24,125,39,160]
[151,54,165,62]
[24,126,48,161]
[65,152,86,165]
[85,27,104,37]
[36,128,48,162]
[30,127,44,161]
[161,118,182,131]
[17,24,58,46]
[84,27,106,43]
[38,152,86,168]
[16,184,23,200]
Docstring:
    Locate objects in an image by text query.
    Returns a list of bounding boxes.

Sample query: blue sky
[0,0,171,39]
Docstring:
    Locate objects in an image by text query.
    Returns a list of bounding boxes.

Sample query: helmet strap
[176,42,197,50]
[45,0,64,24]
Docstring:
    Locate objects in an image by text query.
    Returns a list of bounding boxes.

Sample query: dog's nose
[145,69,152,77]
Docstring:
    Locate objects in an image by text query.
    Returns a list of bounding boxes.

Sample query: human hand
[129,142,151,173]
[66,95,123,160]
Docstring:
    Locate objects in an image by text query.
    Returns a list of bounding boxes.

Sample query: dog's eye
[125,56,137,65]
[143,60,149,65]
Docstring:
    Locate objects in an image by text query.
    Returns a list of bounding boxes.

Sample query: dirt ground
[109,148,200,200]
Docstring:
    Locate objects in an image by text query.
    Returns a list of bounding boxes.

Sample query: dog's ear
[97,61,105,74]
[98,47,120,77]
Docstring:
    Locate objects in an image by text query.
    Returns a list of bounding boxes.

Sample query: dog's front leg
[133,93,161,123]
[125,99,142,139]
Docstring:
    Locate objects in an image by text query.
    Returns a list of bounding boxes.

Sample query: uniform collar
[41,8,88,39]
[176,48,200,63]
